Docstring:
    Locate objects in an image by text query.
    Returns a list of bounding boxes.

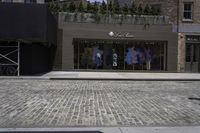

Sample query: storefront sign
[108,31,134,38]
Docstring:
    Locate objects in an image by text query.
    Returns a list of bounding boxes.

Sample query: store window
[183,3,193,21]
[74,39,167,71]
[125,42,165,70]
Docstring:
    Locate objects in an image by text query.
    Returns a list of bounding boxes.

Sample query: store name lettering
[108,32,134,38]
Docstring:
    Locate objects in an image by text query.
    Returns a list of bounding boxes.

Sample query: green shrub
[100,0,107,14]
[144,4,150,15]
[69,2,76,12]
[113,0,121,14]
[137,4,143,15]
[129,1,137,15]
[78,1,84,12]
[86,1,92,13]
[108,1,113,13]
[122,4,129,15]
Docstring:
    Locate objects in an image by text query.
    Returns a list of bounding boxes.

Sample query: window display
[74,39,166,71]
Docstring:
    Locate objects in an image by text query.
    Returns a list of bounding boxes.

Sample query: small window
[183,3,193,20]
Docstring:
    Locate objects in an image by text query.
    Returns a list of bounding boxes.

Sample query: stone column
[177,33,186,72]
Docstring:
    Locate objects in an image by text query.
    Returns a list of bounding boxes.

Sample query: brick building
[135,0,178,24]
[135,0,200,72]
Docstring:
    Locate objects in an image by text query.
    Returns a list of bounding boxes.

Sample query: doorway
[185,44,200,72]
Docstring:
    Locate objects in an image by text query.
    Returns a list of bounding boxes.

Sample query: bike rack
[0,41,20,76]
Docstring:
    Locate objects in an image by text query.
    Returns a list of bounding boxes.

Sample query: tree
[151,6,161,15]
[122,4,129,15]
[62,2,68,12]
[93,1,99,14]
[151,6,156,15]
[69,2,76,12]
[137,4,143,15]
[78,1,84,12]
[113,0,121,14]
[57,3,62,12]
[130,1,137,15]
[86,1,92,13]
[47,2,54,12]
[144,4,150,15]
[100,0,107,14]
[156,7,161,15]
[47,1,61,13]
[108,1,113,13]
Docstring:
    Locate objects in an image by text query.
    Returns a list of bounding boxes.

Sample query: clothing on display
[125,46,153,70]
[132,48,138,64]
[93,47,103,68]
[113,53,118,66]
[125,48,133,65]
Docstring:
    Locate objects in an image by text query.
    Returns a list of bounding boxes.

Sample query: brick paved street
[0,80,200,128]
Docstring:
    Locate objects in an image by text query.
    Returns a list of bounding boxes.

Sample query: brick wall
[134,0,178,24]
[135,0,200,25]
[179,0,200,24]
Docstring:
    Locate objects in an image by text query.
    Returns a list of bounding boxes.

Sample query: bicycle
[0,65,18,76]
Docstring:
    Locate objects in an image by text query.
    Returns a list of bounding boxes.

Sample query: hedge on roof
[47,0,161,16]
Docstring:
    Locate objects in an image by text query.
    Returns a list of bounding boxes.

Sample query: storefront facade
[57,14,178,72]
[134,0,200,73]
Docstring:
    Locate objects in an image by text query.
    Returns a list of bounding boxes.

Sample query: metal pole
[124,43,125,70]
[78,42,80,69]
[18,41,20,76]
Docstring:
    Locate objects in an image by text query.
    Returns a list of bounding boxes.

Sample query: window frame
[182,2,193,22]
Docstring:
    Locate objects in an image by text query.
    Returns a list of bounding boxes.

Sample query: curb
[0,126,200,133]
[1,77,200,81]
[0,77,50,80]
[49,77,200,81]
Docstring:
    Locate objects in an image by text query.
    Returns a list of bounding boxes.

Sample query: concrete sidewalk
[1,126,200,133]
[44,71,200,81]
[1,71,200,81]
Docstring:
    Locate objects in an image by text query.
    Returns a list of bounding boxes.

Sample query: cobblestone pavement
[0,80,200,128]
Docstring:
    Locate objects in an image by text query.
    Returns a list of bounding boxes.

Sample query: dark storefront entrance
[185,35,200,72]
[74,39,167,71]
